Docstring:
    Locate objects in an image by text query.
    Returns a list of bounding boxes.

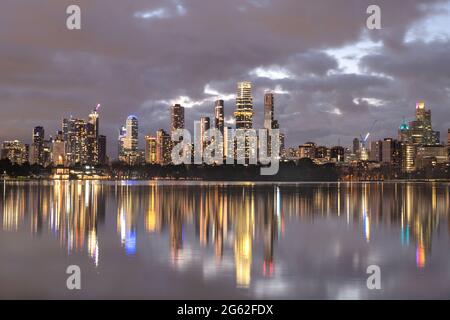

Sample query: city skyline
[1,1,450,155]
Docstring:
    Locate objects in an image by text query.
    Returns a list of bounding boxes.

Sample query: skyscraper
[234,81,253,129]
[264,92,275,130]
[214,100,225,134]
[156,129,171,165]
[120,115,139,165]
[52,131,66,166]
[171,104,185,133]
[31,126,45,165]
[200,117,210,159]
[448,129,450,159]
[145,135,157,164]
[408,102,440,145]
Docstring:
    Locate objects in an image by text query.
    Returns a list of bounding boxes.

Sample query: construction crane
[359,120,378,148]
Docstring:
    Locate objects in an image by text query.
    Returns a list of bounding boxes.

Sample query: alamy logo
[171,128,281,175]
[366,265,381,290]
[366,5,382,30]
[66,265,81,290]
[66,5,81,30]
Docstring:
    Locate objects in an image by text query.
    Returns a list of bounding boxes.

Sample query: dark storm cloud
[0,0,449,153]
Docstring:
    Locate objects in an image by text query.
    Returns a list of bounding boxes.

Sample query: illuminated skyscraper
[145,135,157,164]
[119,115,140,165]
[156,129,171,165]
[52,131,66,166]
[234,81,253,129]
[402,143,416,173]
[171,104,185,133]
[31,126,45,165]
[214,100,225,134]
[408,102,440,145]
[448,129,450,159]
[264,92,275,130]
[200,116,210,157]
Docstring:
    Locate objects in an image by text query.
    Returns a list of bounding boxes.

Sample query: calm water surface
[0,181,450,299]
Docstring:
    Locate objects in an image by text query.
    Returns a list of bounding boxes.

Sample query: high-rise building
[353,138,360,155]
[145,135,157,164]
[52,132,66,166]
[234,81,253,129]
[407,102,440,146]
[214,100,225,134]
[171,104,185,133]
[264,92,279,130]
[31,126,45,165]
[119,115,140,165]
[370,140,382,162]
[1,140,29,165]
[124,115,138,152]
[200,117,211,158]
[98,135,107,165]
[156,129,171,165]
[402,142,416,173]
[118,125,127,162]
[66,118,88,165]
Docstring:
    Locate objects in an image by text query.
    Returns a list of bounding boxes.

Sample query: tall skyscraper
[264,92,275,130]
[171,104,185,133]
[52,131,66,166]
[119,115,139,165]
[234,81,253,129]
[31,126,45,165]
[214,100,225,134]
[353,138,360,155]
[156,129,171,165]
[402,142,416,173]
[199,117,210,159]
[145,135,157,164]
[118,125,127,162]
[407,102,440,145]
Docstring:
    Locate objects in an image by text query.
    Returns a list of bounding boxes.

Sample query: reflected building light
[416,245,426,269]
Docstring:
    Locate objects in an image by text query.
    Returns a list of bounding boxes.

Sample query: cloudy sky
[1,0,450,156]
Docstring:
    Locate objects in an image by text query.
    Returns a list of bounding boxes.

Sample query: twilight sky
[1,0,450,157]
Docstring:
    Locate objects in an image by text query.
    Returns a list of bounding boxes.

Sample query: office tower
[31,126,45,165]
[416,145,448,169]
[86,107,100,164]
[52,132,66,166]
[200,117,211,157]
[370,140,382,162]
[234,81,253,129]
[145,135,157,164]
[156,129,171,165]
[214,100,225,134]
[124,115,138,152]
[264,92,274,130]
[171,104,185,133]
[66,118,88,165]
[353,138,360,155]
[402,142,416,173]
[223,126,233,159]
[98,135,107,165]
[118,125,127,162]
[330,146,345,163]
[408,102,440,146]
[398,121,410,142]
[1,140,29,165]
[118,115,139,165]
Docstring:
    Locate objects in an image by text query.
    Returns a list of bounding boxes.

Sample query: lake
[0,181,449,299]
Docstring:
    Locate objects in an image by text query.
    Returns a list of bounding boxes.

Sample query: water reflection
[1,181,449,290]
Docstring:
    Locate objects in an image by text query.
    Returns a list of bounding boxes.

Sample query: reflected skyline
[1,181,450,298]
